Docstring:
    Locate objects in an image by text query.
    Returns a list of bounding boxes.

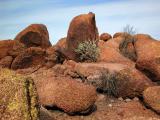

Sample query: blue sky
[0,0,160,44]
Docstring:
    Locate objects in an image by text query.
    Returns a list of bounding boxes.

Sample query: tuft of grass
[119,25,137,61]
[99,70,118,97]
[75,40,100,62]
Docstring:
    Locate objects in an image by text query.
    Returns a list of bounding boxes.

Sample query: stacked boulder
[0,12,160,119]
[0,24,58,70]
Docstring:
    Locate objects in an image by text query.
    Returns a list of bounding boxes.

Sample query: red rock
[63,62,154,98]
[0,56,13,68]
[31,69,97,114]
[100,33,112,41]
[15,24,51,49]
[11,47,46,70]
[45,47,59,68]
[39,97,160,120]
[8,40,27,58]
[135,34,160,81]
[98,40,135,67]
[64,12,99,61]
[143,86,160,114]
[0,40,14,59]
[55,37,66,49]
[113,32,131,38]
[116,68,154,98]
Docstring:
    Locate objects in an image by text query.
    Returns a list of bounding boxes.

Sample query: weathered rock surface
[39,95,160,120]
[143,86,160,114]
[0,40,14,59]
[30,68,97,114]
[115,68,154,98]
[8,40,27,58]
[64,12,99,60]
[135,34,160,81]
[100,33,112,41]
[98,40,135,67]
[11,47,46,70]
[45,47,58,68]
[0,69,39,120]
[113,32,131,38]
[62,61,154,98]
[55,37,66,49]
[15,24,51,49]
[0,56,13,68]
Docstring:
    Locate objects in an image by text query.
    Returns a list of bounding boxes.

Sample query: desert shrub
[119,25,137,61]
[75,40,100,62]
[99,70,118,97]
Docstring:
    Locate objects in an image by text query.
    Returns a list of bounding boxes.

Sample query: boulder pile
[0,12,160,120]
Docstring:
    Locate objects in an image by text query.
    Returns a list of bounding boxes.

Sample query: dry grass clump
[119,25,137,61]
[75,40,100,62]
[99,70,118,97]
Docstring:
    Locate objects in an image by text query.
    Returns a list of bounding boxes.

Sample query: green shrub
[75,40,100,62]
[99,70,118,97]
[119,25,137,61]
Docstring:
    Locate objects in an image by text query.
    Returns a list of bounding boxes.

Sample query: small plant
[99,70,118,97]
[75,40,100,62]
[119,25,137,61]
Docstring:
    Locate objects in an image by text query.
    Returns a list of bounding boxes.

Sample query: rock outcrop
[0,56,13,68]
[0,40,14,59]
[135,34,160,81]
[98,40,135,67]
[55,61,153,98]
[143,86,160,114]
[15,24,51,49]
[100,33,112,41]
[0,69,39,120]
[31,69,97,114]
[63,12,99,61]
[11,47,46,70]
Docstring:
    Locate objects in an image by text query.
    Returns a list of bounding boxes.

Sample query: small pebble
[97,94,105,101]
[133,97,139,101]
[110,99,114,103]
[118,97,123,101]
[108,104,112,107]
[80,116,84,119]
[125,98,131,102]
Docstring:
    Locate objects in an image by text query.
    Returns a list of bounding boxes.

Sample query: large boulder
[113,32,131,38]
[45,47,60,68]
[0,69,39,120]
[100,33,112,41]
[11,47,46,70]
[98,40,135,67]
[8,40,27,58]
[143,86,160,114]
[14,24,51,49]
[30,69,97,114]
[0,56,13,68]
[135,34,160,81]
[39,92,160,120]
[62,61,154,98]
[0,40,14,59]
[55,37,66,49]
[64,12,99,61]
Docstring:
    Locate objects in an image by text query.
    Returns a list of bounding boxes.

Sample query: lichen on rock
[0,69,39,120]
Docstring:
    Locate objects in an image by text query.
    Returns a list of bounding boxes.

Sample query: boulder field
[0,12,160,120]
